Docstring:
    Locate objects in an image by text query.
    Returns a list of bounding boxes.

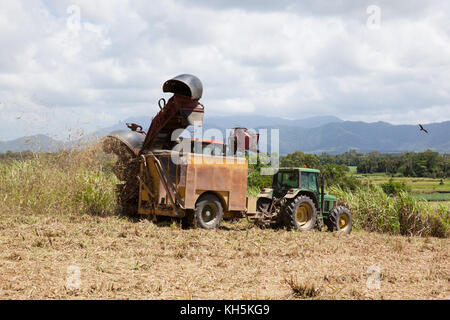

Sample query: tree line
[280,149,449,178]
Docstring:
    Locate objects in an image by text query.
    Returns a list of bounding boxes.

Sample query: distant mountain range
[269,120,450,154]
[202,115,344,130]
[1,115,449,154]
[0,134,64,153]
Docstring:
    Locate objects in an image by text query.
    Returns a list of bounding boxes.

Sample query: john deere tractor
[255,168,352,233]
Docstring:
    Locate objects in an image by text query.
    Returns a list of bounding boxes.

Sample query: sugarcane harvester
[102,74,256,229]
[102,74,352,232]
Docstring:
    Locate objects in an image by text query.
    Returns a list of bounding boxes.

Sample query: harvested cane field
[0,150,449,300]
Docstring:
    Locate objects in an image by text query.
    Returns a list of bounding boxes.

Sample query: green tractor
[255,167,352,233]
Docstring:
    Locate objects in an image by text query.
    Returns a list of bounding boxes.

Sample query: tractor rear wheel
[282,195,317,231]
[325,206,352,234]
[192,194,224,229]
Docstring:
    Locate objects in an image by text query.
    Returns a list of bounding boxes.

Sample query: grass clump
[285,275,320,299]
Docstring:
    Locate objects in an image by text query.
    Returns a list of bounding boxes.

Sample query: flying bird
[419,124,428,133]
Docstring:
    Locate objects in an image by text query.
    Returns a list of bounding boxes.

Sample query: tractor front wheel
[282,195,317,231]
[325,206,352,234]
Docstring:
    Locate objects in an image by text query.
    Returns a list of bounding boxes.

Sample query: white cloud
[0,0,449,140]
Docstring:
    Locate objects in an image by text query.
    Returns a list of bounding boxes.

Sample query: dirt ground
[0,213,448,300]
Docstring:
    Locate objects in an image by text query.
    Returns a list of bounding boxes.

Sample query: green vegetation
[348,166,357,173]
[0,148,119,217]
[357,150,449,178]
[280,151,320,168]
[317,149,449,178]
[246,154,273,196]
[353,173,450,197]
[380,179,410,195]
[412,193,450,202]
[280,149,448,183]
[331,185,449,238]
[319,163,361,191]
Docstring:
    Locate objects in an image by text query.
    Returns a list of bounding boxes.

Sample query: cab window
[309,173,318,192]
[301,172,309,189]
[274,171,299,189]
[300,172,318,191]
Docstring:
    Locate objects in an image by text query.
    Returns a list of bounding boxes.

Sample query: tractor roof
[278,167,320,173]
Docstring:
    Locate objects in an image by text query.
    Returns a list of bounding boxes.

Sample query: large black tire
[192,194,224,229]
[281,195,317,231]
[325,206,352,234]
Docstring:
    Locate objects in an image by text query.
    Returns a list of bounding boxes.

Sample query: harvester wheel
[192,194,224,229]
[282,195,317,231]
[325,206,352,234]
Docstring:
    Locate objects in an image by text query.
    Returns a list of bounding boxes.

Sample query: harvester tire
[282,195,317,231]
[325,206,352,234]
[192,194,224,229]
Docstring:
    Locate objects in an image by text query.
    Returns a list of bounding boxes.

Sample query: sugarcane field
[0,1,449,311]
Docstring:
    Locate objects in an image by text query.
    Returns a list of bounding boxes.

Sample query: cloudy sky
[0,0,449,141]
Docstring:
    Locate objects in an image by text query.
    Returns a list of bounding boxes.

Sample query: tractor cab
[272,168,319,193]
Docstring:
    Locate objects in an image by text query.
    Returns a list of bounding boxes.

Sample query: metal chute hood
[102,130,145,157]
[141,74,205,152]
[103,74,205,155]
[162,74,203,100]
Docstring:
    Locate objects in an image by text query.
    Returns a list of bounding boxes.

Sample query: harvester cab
[254,168,353,233]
